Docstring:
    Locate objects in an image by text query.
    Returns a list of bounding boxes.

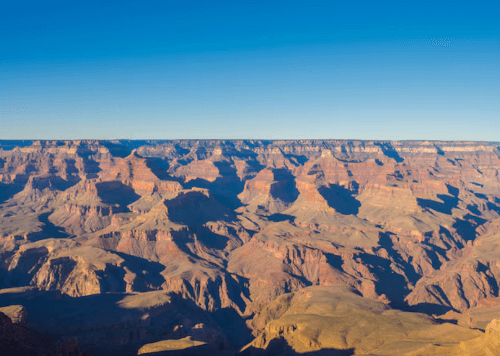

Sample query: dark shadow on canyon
[374,143,404,163]
[0,140,33,151]
[165,191,237,225]
[144,157,183,183]
[100,141,133,158]
[284,153,309,166]
[417,185,460,215]
[96,181,141,211]
[318,184,360,215]
[182,161,246,210]
[453,213,487,242]
[324,253,344,272]
[356,251,410,310]
[408,302,456,316]
[269,169,299,205]
[31,176,81,192]
[378,232,420,284]
[111,251,166,291]
[211,306,253,349]
[267,213,295,223]
[0,182,24,204]
[36,212,71,240]
[0,289,241,356]
[76,149,101,179]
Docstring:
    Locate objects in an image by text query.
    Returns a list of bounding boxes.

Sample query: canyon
[1,139,500,355]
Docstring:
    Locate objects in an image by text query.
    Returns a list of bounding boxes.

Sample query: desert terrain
[1,139,500,355]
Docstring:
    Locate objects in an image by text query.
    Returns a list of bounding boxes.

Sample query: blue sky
[1,0,499,140]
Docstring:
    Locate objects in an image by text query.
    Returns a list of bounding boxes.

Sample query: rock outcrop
[1,140,500,355]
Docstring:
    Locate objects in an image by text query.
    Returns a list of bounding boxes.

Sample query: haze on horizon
[1,0,499,141]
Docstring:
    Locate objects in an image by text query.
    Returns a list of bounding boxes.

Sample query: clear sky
[1,0,499,140]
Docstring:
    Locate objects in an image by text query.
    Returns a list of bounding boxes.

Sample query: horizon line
[0,138,498,144]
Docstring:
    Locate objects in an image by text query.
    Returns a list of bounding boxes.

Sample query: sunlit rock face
[1,139,500,355]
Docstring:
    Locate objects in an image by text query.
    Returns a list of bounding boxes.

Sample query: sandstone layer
[0,139,500,355]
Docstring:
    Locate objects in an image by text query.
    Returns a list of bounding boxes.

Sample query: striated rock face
[1,139,500,355]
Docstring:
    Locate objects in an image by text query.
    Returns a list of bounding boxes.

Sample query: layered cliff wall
[1,139,500,355]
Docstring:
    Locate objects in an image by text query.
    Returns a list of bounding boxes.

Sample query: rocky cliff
[1,139,500,355]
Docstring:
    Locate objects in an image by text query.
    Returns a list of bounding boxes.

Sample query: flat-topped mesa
[173,160,220,183]
[127,180,182,196]
[358,183,421,212]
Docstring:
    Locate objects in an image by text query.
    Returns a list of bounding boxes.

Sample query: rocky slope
[242,285,483,355]
[0,139,500,355]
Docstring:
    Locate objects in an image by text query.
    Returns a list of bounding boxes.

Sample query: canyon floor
[1,139,500,355]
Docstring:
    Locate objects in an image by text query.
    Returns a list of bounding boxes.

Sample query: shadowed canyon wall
[1,139,500,355]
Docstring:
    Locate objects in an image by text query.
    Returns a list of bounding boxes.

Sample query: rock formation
[0,139,500,355]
